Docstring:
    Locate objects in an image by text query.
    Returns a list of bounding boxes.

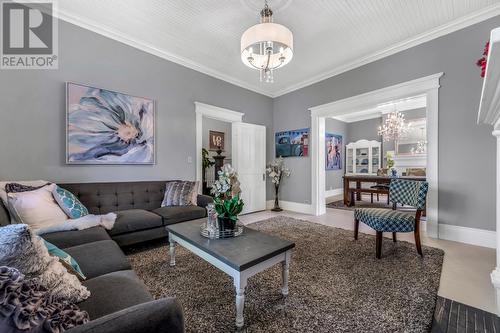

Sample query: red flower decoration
[476,41,490,78]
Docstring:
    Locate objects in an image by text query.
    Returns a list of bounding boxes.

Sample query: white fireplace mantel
[478,26,500,315]
[392,154,427,168]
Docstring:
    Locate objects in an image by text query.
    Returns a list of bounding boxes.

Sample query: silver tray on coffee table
[200,223,244,239]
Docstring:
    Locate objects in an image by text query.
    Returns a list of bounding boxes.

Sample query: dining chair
[353,179,429,259]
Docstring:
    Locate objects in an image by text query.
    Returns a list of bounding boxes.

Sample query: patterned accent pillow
[42,239,86,280]
[5,182,51,194]
[161,181,199,207]
[0,266,89,333]
[0,224,90,303]
[52,185,89,219]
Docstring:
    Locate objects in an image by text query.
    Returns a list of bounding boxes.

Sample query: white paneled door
[232,122,266,214]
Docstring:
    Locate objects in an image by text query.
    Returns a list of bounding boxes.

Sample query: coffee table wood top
[166,219,295,271]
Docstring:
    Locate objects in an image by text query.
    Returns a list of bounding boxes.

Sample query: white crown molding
[274,4,500,97]
[53,8,274,98]
[53,4,500,98]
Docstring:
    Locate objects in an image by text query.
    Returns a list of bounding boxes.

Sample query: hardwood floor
[432,297,499,333]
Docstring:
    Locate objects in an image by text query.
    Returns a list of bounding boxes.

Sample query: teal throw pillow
[42,239,86,280]
[52,185,89,219]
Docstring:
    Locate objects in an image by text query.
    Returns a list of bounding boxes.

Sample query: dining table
[342,174,427,206]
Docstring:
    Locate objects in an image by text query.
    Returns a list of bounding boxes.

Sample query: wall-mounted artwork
[326,133,342,170]
[209,130,225,151]
[275,128,309,157]
[66,82,155,164]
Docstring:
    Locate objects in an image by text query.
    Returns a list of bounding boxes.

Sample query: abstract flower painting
[66,83,155,164]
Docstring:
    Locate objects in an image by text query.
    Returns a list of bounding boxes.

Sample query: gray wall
[325,118,347,191]
[273,16,499,230]
[347,118,382,144]
[1,15,498,231]
[0,20,274,199]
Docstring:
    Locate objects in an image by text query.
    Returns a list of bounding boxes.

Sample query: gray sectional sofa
[0,180,213,333]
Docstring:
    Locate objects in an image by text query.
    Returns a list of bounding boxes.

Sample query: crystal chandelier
[240,1,293,83]
[377,110,410,142]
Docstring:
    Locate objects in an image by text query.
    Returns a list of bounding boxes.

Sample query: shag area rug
[126,216,444,333]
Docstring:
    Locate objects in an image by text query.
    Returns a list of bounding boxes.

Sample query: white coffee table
[166,219,295,329]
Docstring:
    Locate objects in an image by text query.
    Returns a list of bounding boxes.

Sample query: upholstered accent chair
[354,179,429,259]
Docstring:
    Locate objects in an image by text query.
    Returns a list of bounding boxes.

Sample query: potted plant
[385,151,394,168]
[211,164,244,231]
[266,157,291,212]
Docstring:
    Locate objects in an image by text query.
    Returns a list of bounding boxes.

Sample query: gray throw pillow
[0,266,89,333]
[0,224,90,303]
[161,181,199,207]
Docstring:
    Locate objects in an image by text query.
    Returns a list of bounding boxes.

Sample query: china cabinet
[345,140,381,175]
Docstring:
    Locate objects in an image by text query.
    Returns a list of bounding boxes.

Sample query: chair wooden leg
[414,209,423,256]
[376,231,382,259]
[354,219,359,240]
[371,193,373,203]
[414,230,423,256]
[376,193,379,201]
[392,232,397,242]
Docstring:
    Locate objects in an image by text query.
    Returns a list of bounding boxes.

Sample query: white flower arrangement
[210,164,244,224]
[266,157,291,186]
[210,164,241,199]
[266,157,291,211]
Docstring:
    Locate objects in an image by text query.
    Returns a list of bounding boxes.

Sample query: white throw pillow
[0,180,49,207]
[7,184,68,230]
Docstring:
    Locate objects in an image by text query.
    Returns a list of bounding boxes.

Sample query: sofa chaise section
[0,180,212,332]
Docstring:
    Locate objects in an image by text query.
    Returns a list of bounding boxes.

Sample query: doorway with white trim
[195,102,267,214]
[310,73,442,238]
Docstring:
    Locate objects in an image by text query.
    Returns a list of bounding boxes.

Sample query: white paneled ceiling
[56,0,500,97]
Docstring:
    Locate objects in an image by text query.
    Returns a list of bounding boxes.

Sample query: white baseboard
[325,188,343,198]
[264,201,495,249]
[266,200,313,215]
[438,224,496,249]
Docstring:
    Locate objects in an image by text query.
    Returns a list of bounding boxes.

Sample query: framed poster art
[66,82,155,164]
[275,128,309,157]
[326,133,342,170]
[209,130,225,151]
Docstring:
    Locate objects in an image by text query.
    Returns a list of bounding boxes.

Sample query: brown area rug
[125,216,444,333]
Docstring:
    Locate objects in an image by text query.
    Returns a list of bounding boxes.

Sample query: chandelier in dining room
[377,110,410,142]
[240,1,294,83]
